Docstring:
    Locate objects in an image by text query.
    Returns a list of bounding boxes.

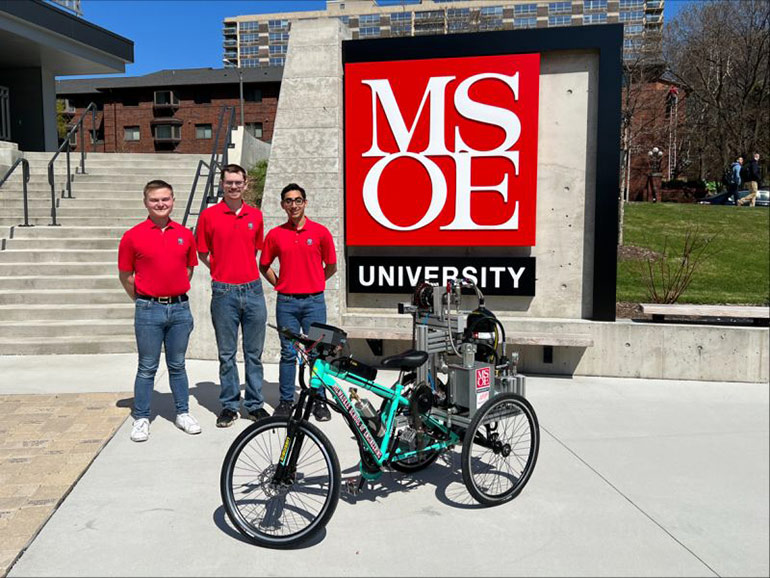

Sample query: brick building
[622,71,686,202]
[55,67,282,153]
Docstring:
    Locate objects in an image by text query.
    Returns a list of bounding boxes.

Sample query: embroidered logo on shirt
[306,238,313,246]
[248,222,254,230]
[177,238,183,245]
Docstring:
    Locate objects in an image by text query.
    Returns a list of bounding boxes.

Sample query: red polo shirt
[260,218,336,294]
[196,200,264,284]
[118,218,197,297]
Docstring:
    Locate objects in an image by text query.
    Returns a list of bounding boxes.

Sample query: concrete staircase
[0,152,209,355]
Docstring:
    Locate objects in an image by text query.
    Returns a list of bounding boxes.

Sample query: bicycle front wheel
[461,393,539,506]
[221,416,341,548]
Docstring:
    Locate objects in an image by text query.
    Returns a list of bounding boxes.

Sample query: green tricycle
[220,279,540,548]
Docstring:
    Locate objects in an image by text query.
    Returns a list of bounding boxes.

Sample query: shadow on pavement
[212,504,327,549]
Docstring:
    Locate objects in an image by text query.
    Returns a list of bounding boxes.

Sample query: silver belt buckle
[158,296,171,304]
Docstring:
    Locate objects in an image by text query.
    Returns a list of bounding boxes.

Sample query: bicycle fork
[271,387,318,486]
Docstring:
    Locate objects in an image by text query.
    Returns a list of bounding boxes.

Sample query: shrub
[637,225,721,303]
[245,160,267,208]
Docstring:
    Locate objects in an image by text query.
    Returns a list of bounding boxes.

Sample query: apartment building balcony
[645,13,663,25]
[223,39,237,47]
[645,0,664,12]
[152,90,179,111]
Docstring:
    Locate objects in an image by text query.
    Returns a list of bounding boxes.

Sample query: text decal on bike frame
[331,383,383,460]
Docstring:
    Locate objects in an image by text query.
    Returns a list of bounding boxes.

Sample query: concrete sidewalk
[1,354,768,577]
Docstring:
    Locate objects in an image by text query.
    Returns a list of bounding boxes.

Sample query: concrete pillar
[260,18,351,361]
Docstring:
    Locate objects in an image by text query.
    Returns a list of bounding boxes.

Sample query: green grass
[618,203,770,305]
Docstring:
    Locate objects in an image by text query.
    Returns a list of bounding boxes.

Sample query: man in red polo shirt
[196,164,269,427]
[118,179,200,443]
[259,183,337,421]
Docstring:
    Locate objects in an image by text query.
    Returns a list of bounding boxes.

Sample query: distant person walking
[196,163,270,427]
[738,152,761,207]
[727,156,743,205]
[259,183,337,421]
[118,179,201,443]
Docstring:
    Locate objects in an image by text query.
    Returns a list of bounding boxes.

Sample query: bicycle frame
[274,352,461,485]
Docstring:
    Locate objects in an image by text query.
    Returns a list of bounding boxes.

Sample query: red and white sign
[475,366,491,391]
[345,54,540,247]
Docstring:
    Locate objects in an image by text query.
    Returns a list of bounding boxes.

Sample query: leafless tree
[664,0,770,180]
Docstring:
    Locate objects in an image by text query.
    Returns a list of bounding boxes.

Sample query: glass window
[268,19,289,31]
[549,2,571,14]
[359,13,380,25]
[584,0,607,10]
[392,23,412,36]
[154,124,180,140]
[239,21,259,31]
[124,126,139,141]
[269,57,285,66]
[583,13,607,24]
[619,0,644,7]
[195,124,212,139]
[514,3,537,15]
[415,10,443,20]
[246,122,263,139]
[269,44,287,55]
[548,15,571,26]
[514,16,537,28]
[244,87,262,102]
[390,12,410,22]
[153,90,179,106]
[619,10,644,22]
[359,26,381,37]
[480,6,503,16]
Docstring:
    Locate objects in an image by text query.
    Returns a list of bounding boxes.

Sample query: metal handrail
[47,101,98,225]
[182,105,237,228]
[0,157,32,227]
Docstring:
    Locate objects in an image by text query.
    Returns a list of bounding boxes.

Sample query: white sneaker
[175,413,202,435]
[130,418,150,442]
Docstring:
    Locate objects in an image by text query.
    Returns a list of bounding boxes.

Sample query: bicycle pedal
[342,476,366,496]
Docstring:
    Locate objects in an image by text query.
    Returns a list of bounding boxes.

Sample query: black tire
[221,416,341,548]
[461,393,539,506]
[391,449,440,473]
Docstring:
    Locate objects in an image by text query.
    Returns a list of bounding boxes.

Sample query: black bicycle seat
[381,349,428,370]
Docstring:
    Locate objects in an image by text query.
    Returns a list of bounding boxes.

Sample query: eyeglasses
[223,180,245,188]
[282,197,305,206]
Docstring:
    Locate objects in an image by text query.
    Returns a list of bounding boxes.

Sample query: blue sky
[66,0,691,79]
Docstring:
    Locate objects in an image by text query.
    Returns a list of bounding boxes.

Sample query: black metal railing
[0,157,32,227]
[47,102,98,225]
[182,105,237,228]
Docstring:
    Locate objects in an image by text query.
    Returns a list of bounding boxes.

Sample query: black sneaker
[312,402,331,422]
[274,400,294,417]
[216,408,239,428]
[246,407,271,422]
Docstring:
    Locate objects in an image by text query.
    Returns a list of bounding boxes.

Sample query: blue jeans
[211,280,267,413]
[133,299,194,419]
[276,293,327,403]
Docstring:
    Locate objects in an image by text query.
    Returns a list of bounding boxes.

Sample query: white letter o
[362,152,447,231]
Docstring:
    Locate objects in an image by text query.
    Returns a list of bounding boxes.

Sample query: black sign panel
[348,256,536,296]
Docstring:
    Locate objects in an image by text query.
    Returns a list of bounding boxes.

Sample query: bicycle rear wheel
[221,416,341,548]
[461,393,539,506]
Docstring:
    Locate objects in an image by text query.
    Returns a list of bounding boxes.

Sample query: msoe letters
[348,256,536,296]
